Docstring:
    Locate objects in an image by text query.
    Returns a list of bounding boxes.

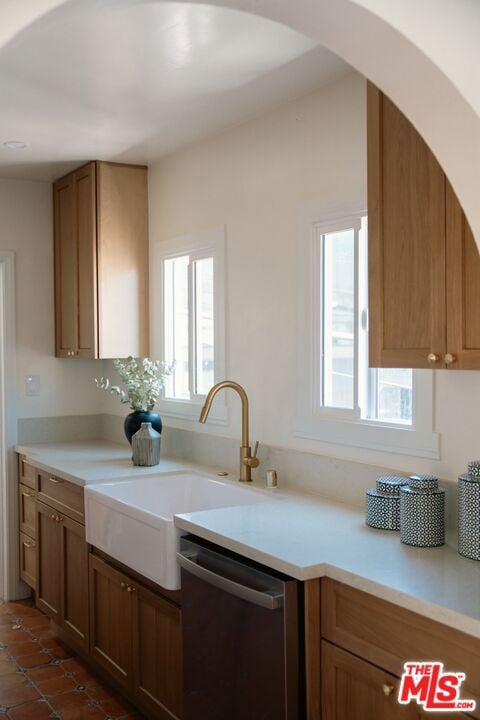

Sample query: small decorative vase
[132,422,161,467]
[124,410,162,446]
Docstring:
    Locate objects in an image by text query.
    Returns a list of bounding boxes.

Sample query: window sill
[293,415,440,460]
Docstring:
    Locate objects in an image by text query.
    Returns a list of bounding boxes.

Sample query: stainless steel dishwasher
[177,535,303,720]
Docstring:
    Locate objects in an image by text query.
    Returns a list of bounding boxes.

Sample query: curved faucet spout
[199,380,249,447]
[199,380,258,482]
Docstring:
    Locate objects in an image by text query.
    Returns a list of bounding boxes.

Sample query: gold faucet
[199,380,259,482]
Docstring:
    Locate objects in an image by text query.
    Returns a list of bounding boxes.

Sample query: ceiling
[0,0,350,181]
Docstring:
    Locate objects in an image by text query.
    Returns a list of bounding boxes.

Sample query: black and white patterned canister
[407,474,439,492]
[365,476,407,531]
[467,461,480,478]
[365,489,400,530]
[400,485,445,547]
[458,473,480,561]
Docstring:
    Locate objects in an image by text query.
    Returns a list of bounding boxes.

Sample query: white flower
[95,357,174,412]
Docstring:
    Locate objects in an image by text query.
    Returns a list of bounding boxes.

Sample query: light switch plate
[25,375,41,396]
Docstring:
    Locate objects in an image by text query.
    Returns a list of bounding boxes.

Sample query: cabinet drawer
[322,579,480,719]
[19,532,36,590]
[38,472,84,524]
[18,455,37,490]
[19,484,36,538]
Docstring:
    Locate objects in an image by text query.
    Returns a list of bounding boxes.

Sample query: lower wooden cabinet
[89,554,182,720]
[305,579,478,720]
[61,513,89,651]
[134,582,183,719]
[36,501,61,621]
[36,500,89,651]
[19,532,36,590]
[322,641,422,720]
[89,554,135,688]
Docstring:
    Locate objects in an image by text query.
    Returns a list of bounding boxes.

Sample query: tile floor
[0,598,144,720]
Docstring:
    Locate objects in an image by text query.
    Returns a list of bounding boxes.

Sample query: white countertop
[175,495,480,638]
[15,440,207,486]
[16,441,480,639]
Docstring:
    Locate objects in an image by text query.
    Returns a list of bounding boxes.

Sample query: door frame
[0,252,18,600]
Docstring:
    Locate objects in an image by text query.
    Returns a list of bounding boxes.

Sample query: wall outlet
[25,375,41,397]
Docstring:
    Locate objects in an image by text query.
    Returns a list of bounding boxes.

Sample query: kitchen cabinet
[19,532,36,590]
[305,578,479,720]
[367,82,480,369]
[53,160,149,359]
[18,457,38,590]
[36,485,89,653]
[89,553,182,720]
[36,501,61,621]
[134,581,183,719]
[322,642,422,720]
[18,484,36,543]
[89,554,135,689]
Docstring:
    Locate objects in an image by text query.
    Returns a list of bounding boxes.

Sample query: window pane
[375,368,413,424]
[164,255,190,399]
[194,257,214,395]
[322,228,355,409]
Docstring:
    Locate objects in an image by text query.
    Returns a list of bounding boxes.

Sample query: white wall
[0,178,102,420]
[147,71,480,482]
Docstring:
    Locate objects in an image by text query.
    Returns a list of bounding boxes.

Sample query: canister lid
[467,461,480,476]
[400,484,445,497]
[366,488,400,501]
[407,474,439,492]
[459,472,480,484]
[375,475,408,495]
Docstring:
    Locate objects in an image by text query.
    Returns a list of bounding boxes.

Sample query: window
[296,205,438,459]
[151,226,226,422]
[317,215,413,425]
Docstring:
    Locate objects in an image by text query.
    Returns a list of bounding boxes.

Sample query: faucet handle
[243,441,260,470]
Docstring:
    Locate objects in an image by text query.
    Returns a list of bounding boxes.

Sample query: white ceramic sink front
[85,472,270,590]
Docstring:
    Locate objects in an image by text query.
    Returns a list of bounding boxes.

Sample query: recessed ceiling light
[3,141,29,150]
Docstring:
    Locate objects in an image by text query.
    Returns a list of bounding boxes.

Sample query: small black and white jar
[365,476,407,531]
[400,476,445,548]
[458,473,480,561]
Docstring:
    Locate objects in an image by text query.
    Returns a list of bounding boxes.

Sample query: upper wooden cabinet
[367,83,480,369]
[54,161,149,359]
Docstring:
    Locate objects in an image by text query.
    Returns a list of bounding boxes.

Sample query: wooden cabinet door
[54,172,77,358]
[74,162,97,358]
[89,554,134,690]
[133,583,182,720]
[446,182,480,368]
[60,515,89,652]
[367,82,446,369]
[36,501,61,621]
[322,642,422,720]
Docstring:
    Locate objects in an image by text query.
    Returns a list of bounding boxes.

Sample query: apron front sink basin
[85,471,269,590]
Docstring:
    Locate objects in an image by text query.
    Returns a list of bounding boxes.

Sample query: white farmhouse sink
[85,472,269,590]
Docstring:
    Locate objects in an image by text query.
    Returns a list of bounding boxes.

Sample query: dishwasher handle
[177,548,284,610]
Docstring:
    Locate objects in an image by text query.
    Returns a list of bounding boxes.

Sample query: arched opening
[1,0,479,241]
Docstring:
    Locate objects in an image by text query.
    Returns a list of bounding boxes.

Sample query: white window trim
[295,203,439,460]
[151,225,227,424]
